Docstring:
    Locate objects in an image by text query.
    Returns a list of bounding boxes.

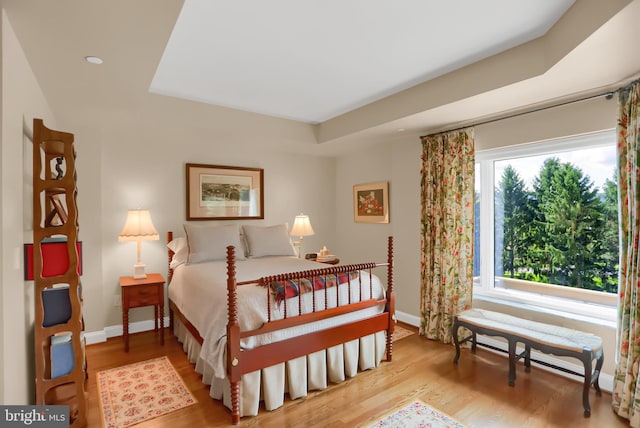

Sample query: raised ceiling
[149,0,574,124]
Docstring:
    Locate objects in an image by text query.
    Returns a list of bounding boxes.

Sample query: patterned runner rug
[97,356,196,427]
[392,325,415,342]
[363,399,467,428]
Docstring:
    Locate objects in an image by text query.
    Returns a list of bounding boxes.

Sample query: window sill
[473,289,617,329]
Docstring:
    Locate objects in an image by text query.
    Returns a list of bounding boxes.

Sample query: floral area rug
[97,356,196,427]
[364,399,467,428]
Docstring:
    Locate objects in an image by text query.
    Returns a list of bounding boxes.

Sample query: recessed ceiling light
[84,56,103,65]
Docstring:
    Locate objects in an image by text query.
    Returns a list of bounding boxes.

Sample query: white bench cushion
[456,308,603,355]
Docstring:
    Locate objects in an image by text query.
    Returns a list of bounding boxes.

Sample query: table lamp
[118,209,159,278]
[290,213,314,258]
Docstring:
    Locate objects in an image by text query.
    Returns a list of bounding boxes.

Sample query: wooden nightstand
[120,273,165,352]
[309,257,339,265]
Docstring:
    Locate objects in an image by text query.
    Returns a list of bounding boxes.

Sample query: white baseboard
[84,316,170,345]
[88,311,420,345]
[83,330,107,345]
[394,310,613,393]
[395,310,420,327]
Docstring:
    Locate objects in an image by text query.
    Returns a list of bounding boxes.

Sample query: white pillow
[239,232,249,258]
[183,223,246,263]
[167,237,188,269]
[243,224,297,258]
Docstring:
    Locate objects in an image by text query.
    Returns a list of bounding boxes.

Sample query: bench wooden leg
[524,344,531,373]
[582,352,593,417]
[580,349,604,417]
[593,350,603,396]
[508,339,516,386]
[453,319,462,364]
[452,319,479,365]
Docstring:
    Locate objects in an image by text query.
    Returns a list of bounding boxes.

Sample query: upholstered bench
[452,308,604,417]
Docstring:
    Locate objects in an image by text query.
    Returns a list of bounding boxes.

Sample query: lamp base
[293,241,303,258]
[133,263,147,279]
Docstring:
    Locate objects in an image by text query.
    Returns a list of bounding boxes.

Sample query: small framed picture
[186,163,264,220]
[353,181,389,223]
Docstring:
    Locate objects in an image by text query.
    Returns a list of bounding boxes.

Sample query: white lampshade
[119,209,159,278]
[118,209,159,241]
[290,213,314,238]
[290,213,314,258]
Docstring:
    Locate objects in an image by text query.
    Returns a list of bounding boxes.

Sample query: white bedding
[169,256,386,379]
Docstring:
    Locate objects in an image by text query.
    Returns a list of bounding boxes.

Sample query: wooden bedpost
[167,231,174,330]
[167,231,174,281]
[386,236,395,362]
[226,245,241,425]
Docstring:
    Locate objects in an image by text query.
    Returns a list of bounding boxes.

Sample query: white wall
[1,9,56,404]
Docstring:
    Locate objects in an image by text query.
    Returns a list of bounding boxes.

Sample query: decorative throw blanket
[269,271,359,304]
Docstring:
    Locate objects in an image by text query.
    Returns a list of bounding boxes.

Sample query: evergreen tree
[530,158,562,281]
[536,161,604,288]
[494,182,504,278]
[498,166,529,278]
[600,174,619,292]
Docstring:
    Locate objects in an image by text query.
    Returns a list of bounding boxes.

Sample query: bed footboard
[226,237,394,424]
[167,232,394,425]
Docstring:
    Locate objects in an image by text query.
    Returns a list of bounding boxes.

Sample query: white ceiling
[149,0,575,124]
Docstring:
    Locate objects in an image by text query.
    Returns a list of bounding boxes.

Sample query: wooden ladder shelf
[32,119,87,427]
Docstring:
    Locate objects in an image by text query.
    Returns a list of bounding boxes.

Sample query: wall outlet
[113,295,121,307]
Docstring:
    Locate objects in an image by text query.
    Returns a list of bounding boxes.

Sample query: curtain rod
[421,77,640,138]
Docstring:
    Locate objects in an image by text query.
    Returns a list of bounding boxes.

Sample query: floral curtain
[420,129,475,343]
[613,81,640,426]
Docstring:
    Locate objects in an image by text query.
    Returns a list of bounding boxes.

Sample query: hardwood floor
[85,326,628,427]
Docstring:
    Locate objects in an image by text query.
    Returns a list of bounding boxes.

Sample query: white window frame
[474,129,618,323]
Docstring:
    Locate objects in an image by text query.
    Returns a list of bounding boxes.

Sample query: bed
[166,223,395,424]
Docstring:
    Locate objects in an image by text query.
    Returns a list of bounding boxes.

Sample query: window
[474,130,618,321]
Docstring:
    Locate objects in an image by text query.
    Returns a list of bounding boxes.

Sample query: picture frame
[186,163,264,220]
[353,181,389,223]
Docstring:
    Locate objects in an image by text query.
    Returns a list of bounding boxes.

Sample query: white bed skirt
[173,319,386,416]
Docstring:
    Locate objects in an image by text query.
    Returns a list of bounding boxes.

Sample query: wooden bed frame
[166,231,395,425]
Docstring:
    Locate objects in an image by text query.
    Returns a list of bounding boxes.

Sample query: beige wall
[333,95,619,382]
[334,135,422,317]
[94,122,338,329]
[1,8,5,406]
[1,9,56,404]
[475,95,617,150]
